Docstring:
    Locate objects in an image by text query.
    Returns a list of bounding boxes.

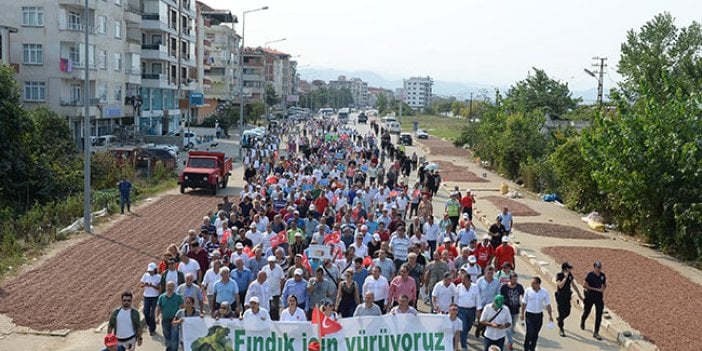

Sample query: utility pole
[468,92,473,121]
[82,0,91,233]
[584,57,607,106]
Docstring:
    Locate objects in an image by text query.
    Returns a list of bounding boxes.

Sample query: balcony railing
[141,43,164,51]
[141,73,166,80]
[141,13,159,21]
[60,99,81,106]
[126,67,141,76]
[59,23,95,33]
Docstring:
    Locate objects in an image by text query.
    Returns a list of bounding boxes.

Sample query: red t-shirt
[494,244,516,269]
[438,245,459,260]
[474,244,494,268]
[376,229,390,242]
[460,195,474,208]
[314,196,329,212]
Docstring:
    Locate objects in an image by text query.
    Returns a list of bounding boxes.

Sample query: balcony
[125,5,141,24]
[141,14,176,35]
[59,0,96,9]
[141,73,172,89]
[60,98,81,106]
[59,23,95,33]
[126,67,141,76]
[141,44,175,62]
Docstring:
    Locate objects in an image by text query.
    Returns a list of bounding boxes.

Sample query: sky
[204,0,702,92]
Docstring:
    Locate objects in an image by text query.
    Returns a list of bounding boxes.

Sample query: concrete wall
[143,135,183,148]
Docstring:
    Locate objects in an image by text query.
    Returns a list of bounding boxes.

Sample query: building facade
[329,75,369,107]
[0,25,18,65]
[1,0,142,140]
[403,76,433,110]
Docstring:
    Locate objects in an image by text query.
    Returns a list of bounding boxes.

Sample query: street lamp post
[238,6,269,159]
[264,37,286,47]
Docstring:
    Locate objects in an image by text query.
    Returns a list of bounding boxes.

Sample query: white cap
[468,255,477,263]
[250,223,256,228]
[294,268,304,276]
[267,256,276,262]
[248,296,259,304]
[443,237,452,243]
[373,233,381,241]
[463,213,469,218]
[482,234,491,241]
[147,262,157,271]
[502,236,510,243]
[235,243,244,249]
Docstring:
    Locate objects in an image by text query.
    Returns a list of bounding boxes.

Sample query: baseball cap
[235,243,244,249]
[295,232,303,237]
[373,233,381,241]
[147,262,157,272]
[501,236,510,243]
[443,237,452,243]
[594,260,602,268]
[250,223,256,228]
[468,255,477,263]
[104,334,118,347]
[248,296,259,304]
[267,256,276,262]
[462,213,469,219]
[562,262,573,270]
[482,234,491,241]
[294,268,304,276]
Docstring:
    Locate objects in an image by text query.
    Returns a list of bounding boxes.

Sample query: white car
[386,121,401,134]
[415,129,429,139]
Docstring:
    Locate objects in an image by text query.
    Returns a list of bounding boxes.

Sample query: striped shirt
[390,235,411,260]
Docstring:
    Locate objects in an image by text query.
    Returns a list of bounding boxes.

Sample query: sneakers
[559,328,566,337]
[593,333,602,340]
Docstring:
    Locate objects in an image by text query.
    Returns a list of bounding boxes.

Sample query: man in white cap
[494,236,516,270]
[460,189,476,221]
[282,268,309,311]
[359,225,373,245]
[247,223,262,248]
[230,243,250,266]
[464,255,482,283]
[245,271,271,311]
[457,218,477,248]
[139,262,161,335]
[242,296,270,321]
[262,255,285,320]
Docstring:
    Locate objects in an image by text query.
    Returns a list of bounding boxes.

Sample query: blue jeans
[120,192,131,213]
[483,336,505,351]
[162,318,178,351]
[457,306,476,348]
[143,296,158,333]
[524,312,543,351]
[506,313,519,345]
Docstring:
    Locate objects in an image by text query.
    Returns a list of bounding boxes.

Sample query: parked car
[399,133,413,146]
[357,113,368,124]
[415,129,429,139]
[174,132,197,148]
[386,121,401,134]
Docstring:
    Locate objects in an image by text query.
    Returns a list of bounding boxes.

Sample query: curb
[518,250,659,351]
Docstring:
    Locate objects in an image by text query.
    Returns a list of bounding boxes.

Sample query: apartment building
[403,76,433,110]
[241,46,265,101]
[1,0,141,140]
[262,48,291,103]
[197,3,237,122]
[0,25,18,64]
[138,0,197,135]
[329,75,369,107]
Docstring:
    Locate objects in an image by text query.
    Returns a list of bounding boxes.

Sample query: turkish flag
[362,256,372,267]
[242,246,255,258]
[301,252,313,274]
[324,231,340,245]
[270,230,288,248]
[311,306,343,336]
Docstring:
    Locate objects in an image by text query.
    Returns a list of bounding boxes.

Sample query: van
[387,121,401,134]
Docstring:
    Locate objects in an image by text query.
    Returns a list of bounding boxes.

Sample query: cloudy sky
[205,0,700,91]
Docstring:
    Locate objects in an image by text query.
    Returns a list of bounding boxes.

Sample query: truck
[178,151,232,195]
[338,108,350,123]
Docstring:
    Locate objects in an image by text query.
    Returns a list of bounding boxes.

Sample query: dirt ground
[481,196,541,216]
[0,194,218,331]
[542,246,702,351]
[421,137,472,158]
[516,223,603,240]
[433,160,489,183]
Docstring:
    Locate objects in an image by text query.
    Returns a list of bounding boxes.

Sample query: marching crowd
[104,116,607,351]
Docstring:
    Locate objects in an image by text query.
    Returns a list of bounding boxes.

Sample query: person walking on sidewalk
[139,263,161,336]
[117,176,133,214]
[520,276,553,351]
[499,272,524,351]
[107,291,143,351]
[479,294,512,351]
[556,261,584,337]
[581,260,607,340]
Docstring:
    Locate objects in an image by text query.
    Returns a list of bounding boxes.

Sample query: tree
[617,12,702,103]
[264,83,280,107]
[504,68,581,117]
[248,101,266,124]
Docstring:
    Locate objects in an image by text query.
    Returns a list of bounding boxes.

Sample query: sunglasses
[122,299,132,302]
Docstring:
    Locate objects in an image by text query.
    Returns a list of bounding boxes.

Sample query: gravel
[516,223,603,240]
[541,246,702,351]
[433,160,488,183]
[0,194,218,330]
[481,196,541,216]
[420,138,471,158]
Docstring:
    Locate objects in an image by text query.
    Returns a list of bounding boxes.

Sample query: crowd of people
[103,116,607,351]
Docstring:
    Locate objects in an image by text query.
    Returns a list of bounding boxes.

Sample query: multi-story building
[0,25,18,64]
[138,0,197,135]
[241,46,265,101]
[367,86,393,107]
[262,48,291,104]
[403,76,433,110]
[329,75,368,107]
[1,0,142,140]
[196,3,237,122]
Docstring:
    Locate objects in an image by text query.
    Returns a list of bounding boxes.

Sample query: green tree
[504,68,581,116]
[264,83,280,107]
[248,101,266,123]
[375,93,389,114]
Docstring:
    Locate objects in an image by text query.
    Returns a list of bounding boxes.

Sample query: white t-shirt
[351,243,368,258]
[178,259,201,278]
[141,272,161,297]
[522,287,551,313]
[431,282,456,313]
[247,230,262,248]
[280,307,307,321]
[115,308,136,338]
[202,268,222,295]
[243,307,270,322]
[479,304,513,340]
[450,316,463,334]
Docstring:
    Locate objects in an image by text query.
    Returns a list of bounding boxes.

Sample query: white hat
[462,213,469,218]
[373,233,381,241]
[443,237,452,243]
[267,256,276,262]
[147,262,157,271]
[468,255,477,263]
[250,223,256,228]
[294,268,304,276]
[235,243,244,249]
[482,234,491,241]
[248,296,259,304]
[361,225,368,231]
[502,236,510,243]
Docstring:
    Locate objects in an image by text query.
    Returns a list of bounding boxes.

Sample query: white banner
[308,244,335,260]
[183,314,453,351]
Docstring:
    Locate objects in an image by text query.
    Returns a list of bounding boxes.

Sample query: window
[113,53,121,71]
[24,82,46,101]
[98,84,108,102]
[97,16,107,34]
[99,50,107,69]
[70,84,81,104]
[69,46,80,66]
[23,44,43,64]
[68,11,82,31]
[22,7,44,26]
[114,21,122,38]
[114,85,122,102]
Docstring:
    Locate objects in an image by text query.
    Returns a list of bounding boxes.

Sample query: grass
[398,114,469,141]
